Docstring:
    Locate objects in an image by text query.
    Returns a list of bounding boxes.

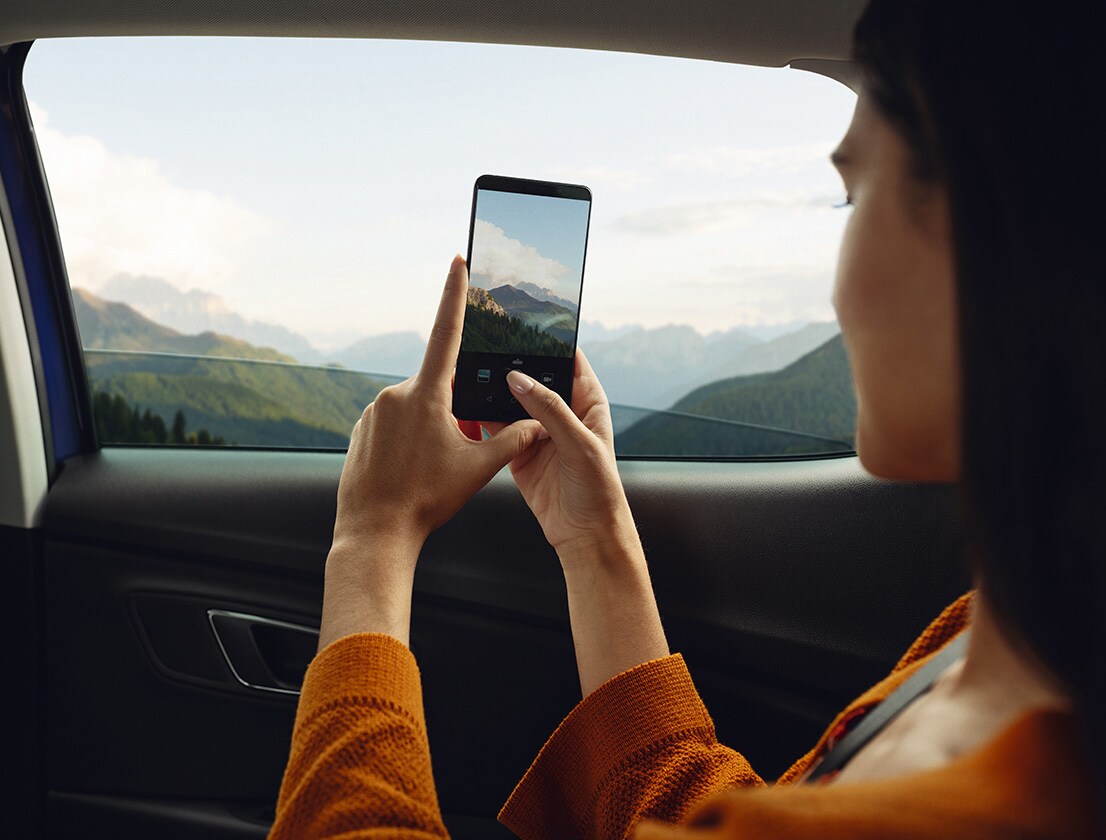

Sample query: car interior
[1,1,970,837]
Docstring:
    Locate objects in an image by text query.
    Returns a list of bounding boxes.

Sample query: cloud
[29,103,274,294]
[549,166,650,193]
[665,143,834,178]
[661,263,838,328]
[469,219,572,296]
[609,191,840,236]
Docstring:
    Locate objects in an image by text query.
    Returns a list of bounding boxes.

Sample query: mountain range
[73,283,856,456]
[80,274,842,414]
[481,284,578,345]
[616,334,856,457]
[587,320,840,409]
[513,281,578,313]
[99,274,324,363]
[74,288,394,447]
[74,287,291,361]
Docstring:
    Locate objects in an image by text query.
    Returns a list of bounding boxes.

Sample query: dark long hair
[853,0,1106,808]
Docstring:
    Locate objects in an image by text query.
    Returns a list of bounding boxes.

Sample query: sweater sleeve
[269,632,448,840]
[498,654,765,840]
[499,593,978,840]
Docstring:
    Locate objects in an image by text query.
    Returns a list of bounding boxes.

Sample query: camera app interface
[461,189,589,359]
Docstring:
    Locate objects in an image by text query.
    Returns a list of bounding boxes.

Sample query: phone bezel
[453,174,592,423]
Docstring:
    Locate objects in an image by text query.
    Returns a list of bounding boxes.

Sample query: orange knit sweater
[269,593,1100,839]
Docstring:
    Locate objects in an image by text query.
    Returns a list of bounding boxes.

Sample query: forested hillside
[92,391,226,445]
[460,288,573,356]
[74,288,394,447]
[486,284,577,344]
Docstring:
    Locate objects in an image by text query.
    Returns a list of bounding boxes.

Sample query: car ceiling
[0,0,868,66]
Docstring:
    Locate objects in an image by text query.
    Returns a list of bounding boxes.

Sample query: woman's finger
[478,418,545,471]
[483,419,550,442]
[570,345,609,419]
[417,255,468,392]
[505,370,590,447]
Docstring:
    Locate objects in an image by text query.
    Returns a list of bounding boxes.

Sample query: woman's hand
[319,256,545,650]
[484,347,641,574]
[485,349,669,696]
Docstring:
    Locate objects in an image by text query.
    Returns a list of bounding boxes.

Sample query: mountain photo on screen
[461,190,588,358]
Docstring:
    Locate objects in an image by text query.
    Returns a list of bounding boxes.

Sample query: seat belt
[805,630,971,783]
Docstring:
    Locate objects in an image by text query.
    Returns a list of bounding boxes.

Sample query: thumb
[505,370,587,444]
[478,417,544,470]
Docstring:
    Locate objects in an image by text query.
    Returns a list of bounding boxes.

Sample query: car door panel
[39,448,967,837]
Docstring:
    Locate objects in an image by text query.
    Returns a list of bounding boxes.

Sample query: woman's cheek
[831,209,866,334]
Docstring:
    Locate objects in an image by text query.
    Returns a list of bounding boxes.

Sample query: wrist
[331,509,427,557]
[557,533,669,697]
[318,535,424,650]
[556,518,647,580]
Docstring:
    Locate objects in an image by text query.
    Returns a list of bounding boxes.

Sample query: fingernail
[507,370,535,394]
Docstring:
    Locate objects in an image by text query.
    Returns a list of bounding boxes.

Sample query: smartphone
[452,174,592,422]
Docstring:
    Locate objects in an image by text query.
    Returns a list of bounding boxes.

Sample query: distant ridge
[330,331,427,378]
[515,281,578,313]
[73,287,292,361]
[583,321,839,410]
[99,274,322,363]
[616,334,856,456]
[486,284,577,344]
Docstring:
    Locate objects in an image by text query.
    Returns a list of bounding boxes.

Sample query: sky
[470,189,590,303]
[23,37,857,350]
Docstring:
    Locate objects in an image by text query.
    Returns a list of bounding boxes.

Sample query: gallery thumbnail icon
[477,369,491,383]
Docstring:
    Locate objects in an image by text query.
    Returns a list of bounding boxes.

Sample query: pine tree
[171,410,187,444]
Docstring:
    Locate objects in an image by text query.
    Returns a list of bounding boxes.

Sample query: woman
[269,0,1105,836]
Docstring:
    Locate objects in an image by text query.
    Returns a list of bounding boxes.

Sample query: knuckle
[540,386,564,414]
[372,385,400,409]
[515,429,537,458]
[579,437,615,471]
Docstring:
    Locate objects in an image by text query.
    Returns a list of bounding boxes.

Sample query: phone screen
[453,175,592,422]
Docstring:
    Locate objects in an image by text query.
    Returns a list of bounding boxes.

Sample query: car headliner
[0,0,868,67]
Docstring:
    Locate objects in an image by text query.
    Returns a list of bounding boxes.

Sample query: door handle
[207,610,318,695]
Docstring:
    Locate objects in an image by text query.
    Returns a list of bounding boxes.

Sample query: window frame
[15,36,859,464]
[2,41,96,472]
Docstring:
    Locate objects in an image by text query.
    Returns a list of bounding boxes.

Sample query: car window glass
[24,37,857,457]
